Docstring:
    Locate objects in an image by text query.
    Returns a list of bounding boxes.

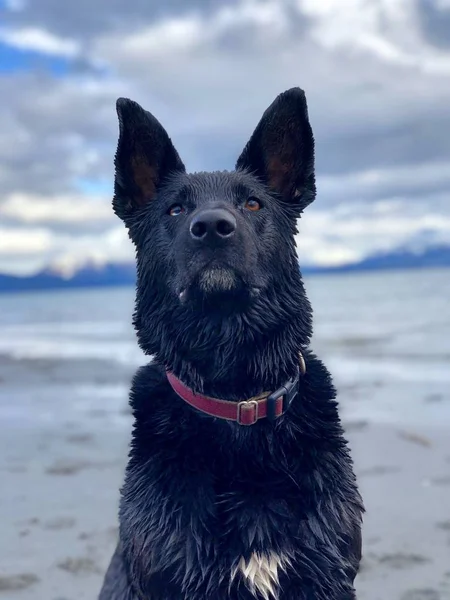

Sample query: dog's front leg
[99,543,139,600]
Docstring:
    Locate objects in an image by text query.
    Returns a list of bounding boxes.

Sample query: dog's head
[113,88,315,366]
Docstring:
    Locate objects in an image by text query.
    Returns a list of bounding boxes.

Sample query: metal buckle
[237,400,259,425]
[299,351,306,376]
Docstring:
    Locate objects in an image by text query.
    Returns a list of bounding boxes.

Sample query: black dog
[99,88,363,600]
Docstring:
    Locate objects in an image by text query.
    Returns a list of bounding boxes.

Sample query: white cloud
[0,225,132,275]
[318,160,450,205]
[297,199,450,266]
[0,192,113,225]
[300,0,450,74]
[0,227,54,256]
[49,227,132,277]
[0,72,122,195]
[114,0,288,59]
[0,26,80,57]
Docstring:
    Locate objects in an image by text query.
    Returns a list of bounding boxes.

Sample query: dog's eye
[168,204,185,216]
[244,197,262,212]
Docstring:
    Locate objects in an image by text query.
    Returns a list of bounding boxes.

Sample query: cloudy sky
[0,0,449,275]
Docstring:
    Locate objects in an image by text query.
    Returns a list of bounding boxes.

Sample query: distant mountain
[303,244,450,274]
[0,262,136,293]
[1,245,449,293]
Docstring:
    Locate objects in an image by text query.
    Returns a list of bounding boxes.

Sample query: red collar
[166,352,306,426]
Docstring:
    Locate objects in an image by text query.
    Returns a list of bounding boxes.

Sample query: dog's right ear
[113,98,186,224]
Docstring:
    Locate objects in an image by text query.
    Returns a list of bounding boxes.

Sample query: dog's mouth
[178,264,260,306]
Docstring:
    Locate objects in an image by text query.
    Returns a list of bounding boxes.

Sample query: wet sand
[1,369,449,599]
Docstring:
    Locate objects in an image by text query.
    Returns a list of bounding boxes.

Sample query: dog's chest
[231,551,290,600]
[214,489,297,599]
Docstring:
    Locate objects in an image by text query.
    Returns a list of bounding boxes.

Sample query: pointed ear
[113,98,185,223]
[236,88,315,210]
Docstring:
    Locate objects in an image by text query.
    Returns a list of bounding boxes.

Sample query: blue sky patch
[75,178,112,197]
[0,42,73,75]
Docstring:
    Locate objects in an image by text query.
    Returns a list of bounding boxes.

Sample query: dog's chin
[198,267,238,295]
[178,267,259,308]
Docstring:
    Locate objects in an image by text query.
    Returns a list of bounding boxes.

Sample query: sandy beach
[0,355,449,600]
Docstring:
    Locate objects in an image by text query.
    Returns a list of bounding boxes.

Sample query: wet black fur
[99,88,364,600]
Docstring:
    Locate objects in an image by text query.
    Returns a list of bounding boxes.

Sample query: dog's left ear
[236,88,315,210]
[113,98,186,224]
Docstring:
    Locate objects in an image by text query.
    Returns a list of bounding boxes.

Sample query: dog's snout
[190,208,236,241]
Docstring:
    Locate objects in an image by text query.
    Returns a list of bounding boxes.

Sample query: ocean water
[0,268,449,430]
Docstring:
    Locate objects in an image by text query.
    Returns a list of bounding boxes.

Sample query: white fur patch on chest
[230,552,290,600]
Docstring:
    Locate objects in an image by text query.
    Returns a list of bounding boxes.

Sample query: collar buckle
[237,399,259,425]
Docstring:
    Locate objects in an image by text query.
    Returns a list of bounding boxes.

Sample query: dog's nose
[190,208,236,241]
